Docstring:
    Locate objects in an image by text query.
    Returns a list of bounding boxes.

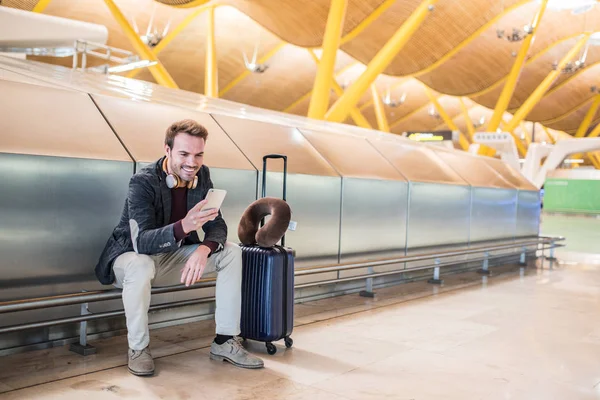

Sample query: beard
[171,160,198,182]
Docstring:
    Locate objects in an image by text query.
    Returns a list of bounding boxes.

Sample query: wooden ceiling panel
[339,0,524,76]
[471,37,583,110]
[545,104,600,134]
[507,37,587,111]
[219,0,387,47]
[416,2,537,96]
[418,6,600,97]
[391,95,460,134]
[213,7,284,90]
[527,9,600,55]
[223,44,318,110]
[3,0,38,10]
[313,48,359,74]
[286,91,342,118]
[528,63,600,122]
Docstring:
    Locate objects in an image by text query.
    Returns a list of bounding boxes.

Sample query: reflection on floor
[1,213,599,399]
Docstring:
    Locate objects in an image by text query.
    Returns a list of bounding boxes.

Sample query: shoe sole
[209,353,264,369]
[128,367,155,377]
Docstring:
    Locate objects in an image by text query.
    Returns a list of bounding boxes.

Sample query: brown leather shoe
[128,346,154,376]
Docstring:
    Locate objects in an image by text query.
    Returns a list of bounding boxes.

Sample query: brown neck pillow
[238,197,291,247]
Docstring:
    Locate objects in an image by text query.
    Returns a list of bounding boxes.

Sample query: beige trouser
[113,241,242,350]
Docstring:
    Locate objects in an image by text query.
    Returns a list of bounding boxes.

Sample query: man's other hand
[180,245,211,286]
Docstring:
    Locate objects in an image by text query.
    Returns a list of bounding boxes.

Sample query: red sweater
[171,187,219,255]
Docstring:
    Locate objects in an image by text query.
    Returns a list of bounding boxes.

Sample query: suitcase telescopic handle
[262,154,287,201]
[261,154,288,246]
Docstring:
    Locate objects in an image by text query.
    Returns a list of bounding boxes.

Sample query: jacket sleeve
[127,173,179,255]
[200,169,228,251]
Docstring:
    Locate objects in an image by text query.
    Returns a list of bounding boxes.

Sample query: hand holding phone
[200,189,227,212]
[181,189,227,233]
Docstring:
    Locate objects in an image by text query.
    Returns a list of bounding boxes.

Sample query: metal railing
[0,236,564,354]
[72,40,157,74]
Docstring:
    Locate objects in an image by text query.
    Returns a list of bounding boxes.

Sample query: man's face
[165,133,205,183]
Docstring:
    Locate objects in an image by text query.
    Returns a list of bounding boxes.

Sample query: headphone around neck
[161,157,198,190]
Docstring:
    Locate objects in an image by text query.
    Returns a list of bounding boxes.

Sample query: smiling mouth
[181,166,196,174]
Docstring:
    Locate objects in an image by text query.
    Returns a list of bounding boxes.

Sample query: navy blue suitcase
[239,154,294,355]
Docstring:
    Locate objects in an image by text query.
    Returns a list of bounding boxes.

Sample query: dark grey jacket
[94,157,227,285]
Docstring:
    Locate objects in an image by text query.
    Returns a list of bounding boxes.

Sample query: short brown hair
[165,119,208,148]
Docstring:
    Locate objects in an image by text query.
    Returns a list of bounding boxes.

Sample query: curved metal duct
[0,7,108,55]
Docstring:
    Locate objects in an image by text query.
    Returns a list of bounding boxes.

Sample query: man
[95,119,263,376]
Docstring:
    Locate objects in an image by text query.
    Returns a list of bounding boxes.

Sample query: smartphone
[201,189,227,212]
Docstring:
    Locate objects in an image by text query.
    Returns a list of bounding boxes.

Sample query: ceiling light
[107,60,157,73]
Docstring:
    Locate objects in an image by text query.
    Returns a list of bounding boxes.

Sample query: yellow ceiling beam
[540,125,556,144]
[588,153,600,169]
[504,34,590,133]
[32,0,53,13]
[371,84,390,132]
[539,94,600,125]
[488,0,548,132]
[588,123,600,138]
[424,87,469,150]
[205,6,218,97]
[433,103,479,131]
[467,33,583,99]
[508,130,528,157]
[325,0,438,123]
[477,145,497,157]
[359,78,408,111]
[502,58,600,130]
[306,50,371,128]
[575,95,600,137]
[308,0,348,119]
[459,98,475,142]
[103,0,178,88]
[520,122,532,146]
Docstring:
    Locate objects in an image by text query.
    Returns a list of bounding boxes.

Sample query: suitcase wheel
[266,342,277,355]
[284,336,293,348]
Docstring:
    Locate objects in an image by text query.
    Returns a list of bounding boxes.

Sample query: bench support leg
[545,240,557,262]
[478,252,491,275]
[360,267,375,297]
[428,259,443,285]
[69,298,96,356]
[519,247,527,266]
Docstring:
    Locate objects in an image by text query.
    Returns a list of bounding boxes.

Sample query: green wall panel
[543,178,600,214]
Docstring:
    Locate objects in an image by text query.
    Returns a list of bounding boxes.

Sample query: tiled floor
[1,214,599,399]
